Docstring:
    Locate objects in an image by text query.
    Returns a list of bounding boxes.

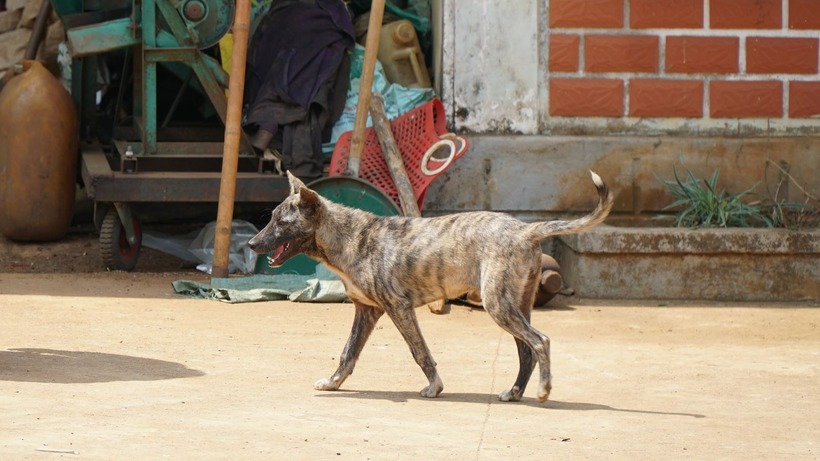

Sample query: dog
[248,171,613,402]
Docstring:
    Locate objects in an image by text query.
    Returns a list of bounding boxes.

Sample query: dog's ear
[286,171,307,196]
[298,185,321,209]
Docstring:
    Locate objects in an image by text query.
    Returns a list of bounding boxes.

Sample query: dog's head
[247,171,322,267]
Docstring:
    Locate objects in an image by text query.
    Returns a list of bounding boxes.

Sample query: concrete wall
[423,135,820,219]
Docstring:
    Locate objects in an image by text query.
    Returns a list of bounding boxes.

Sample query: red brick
[789,0,820,30]
[550,0,624,28]
[789,81,820,118]
[666,36,739,74]
[585,35,659,73]
[550,79,624,116]
[746,37,818,74]
[550,35,580,72]
[630,0,703,29]
[711,0,781,29]
[710,81,782,118]
[629,79,704,117]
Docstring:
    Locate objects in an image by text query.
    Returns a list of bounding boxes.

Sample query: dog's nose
[247,237,258,251]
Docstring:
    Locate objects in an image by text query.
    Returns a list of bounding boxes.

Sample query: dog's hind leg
[384,304,444,398]
[499,338,537,402]
[501,295,538,402]
[482,274,552,402]
[315,301,384,392]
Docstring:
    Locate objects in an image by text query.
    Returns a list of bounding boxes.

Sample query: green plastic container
[254,176,401,275]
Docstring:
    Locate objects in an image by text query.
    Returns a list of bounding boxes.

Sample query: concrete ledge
[423,135,820,218]
[555,226,820,302]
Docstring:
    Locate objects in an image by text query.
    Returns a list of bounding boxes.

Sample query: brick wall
[546,0,820,134]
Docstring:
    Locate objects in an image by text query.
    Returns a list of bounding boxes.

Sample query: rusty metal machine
[51,0,285,270]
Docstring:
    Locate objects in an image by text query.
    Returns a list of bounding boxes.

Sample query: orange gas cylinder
[0,60,79,241]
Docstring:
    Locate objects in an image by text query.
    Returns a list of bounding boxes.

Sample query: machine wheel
[100,207,142,271]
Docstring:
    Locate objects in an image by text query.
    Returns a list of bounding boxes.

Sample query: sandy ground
[1,266,818,460]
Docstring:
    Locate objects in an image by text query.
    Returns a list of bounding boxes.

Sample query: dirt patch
[0,225,199,274]
[1,273,818,459]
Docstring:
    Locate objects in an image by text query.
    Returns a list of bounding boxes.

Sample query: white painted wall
[439,0,546,134]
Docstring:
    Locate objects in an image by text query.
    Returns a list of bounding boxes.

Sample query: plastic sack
[188,220,260,275]
[322,44,435,154]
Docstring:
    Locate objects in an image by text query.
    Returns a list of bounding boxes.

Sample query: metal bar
[114,202,137,245]
[66,17,141,57]
[81,147,289,203]
[132,33,144,133]
[154,0,196,47]
[114,140,227,157]
[141,0,157,155]
[143,60,158,154]
[189,57,228,123]
[144,47,198,63]
[60,8,131,30]
[162,70,194,127]
[81,56,98,138]
[156,30,230,85]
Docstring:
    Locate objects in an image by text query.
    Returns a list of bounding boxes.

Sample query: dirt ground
[1,231,819,460]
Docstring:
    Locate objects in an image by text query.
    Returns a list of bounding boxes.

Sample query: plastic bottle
[377,20,431,88]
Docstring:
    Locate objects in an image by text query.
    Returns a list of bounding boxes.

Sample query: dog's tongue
[272,244,286,261]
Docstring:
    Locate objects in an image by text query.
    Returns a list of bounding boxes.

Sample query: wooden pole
[370,94,447,313]
[346,0,385,176]
[369,93,420,217]
[212,0,252,279]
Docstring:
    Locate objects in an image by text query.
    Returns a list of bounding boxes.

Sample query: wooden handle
[212,0,252,279]
[25,0,52,60]
[346,0,386,176]
[370,93,420,217]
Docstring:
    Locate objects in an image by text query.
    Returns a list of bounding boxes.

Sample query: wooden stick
[346,0,386,176]
[369,93,420,217]
[212,0,252,279]
[369,94,445,313]
[25,0,52,60]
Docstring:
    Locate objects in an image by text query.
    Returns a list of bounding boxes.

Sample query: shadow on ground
[0,348,205,383]
[315,389,705,418]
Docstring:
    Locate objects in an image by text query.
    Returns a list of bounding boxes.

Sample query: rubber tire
[100,207,141,271]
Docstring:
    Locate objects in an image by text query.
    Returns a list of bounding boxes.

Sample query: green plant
[663,166,773,228]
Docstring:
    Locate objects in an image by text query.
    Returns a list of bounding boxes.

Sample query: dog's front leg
[314,301,384,392]
[384,305,444,398]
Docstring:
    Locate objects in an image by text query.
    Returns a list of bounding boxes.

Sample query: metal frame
[49,0,288,204]
[49,0,290,269]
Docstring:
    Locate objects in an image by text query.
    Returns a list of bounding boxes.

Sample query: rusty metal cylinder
[534,254,564,306]
[0,60,79,241]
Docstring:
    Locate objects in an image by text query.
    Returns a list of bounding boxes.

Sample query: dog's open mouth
[267,242,292,266]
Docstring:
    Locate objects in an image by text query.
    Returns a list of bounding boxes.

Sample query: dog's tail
[523,171,614,242]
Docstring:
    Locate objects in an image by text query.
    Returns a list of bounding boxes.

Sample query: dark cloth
[244,0,355,177]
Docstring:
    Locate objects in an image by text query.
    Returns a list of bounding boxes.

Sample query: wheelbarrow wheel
[100,207,142,271]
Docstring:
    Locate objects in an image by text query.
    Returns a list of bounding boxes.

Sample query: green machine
[51,0,288,270]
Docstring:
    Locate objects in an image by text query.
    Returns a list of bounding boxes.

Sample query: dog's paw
[314,378,340,391]
[537,386,551,402]
[498,387,523,402]
[420,377,444,398]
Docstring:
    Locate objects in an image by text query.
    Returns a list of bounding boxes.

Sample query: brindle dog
[248,171,613,402]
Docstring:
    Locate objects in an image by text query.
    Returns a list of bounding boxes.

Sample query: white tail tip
[589,170,604,187]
